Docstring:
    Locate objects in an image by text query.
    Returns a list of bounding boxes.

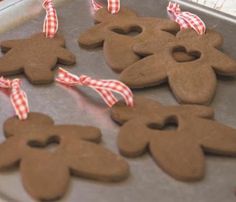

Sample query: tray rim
[175,0,236,24]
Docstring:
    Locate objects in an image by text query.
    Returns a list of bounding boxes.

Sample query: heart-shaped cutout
[111,26,142,37]
[27,136,60,152]
[172,46,201,63]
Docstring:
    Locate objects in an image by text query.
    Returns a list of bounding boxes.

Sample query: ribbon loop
[56,68,133,107]
[167,2,206,35]
[0,77,29,120]
[91,0,120,14]
[43,0,58,38]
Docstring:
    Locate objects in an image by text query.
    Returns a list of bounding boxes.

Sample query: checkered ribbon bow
[0,77,29,120]
[91,0,120,14]
[167,2,206,35]
[56,68,133,107]
[42,0,58,38]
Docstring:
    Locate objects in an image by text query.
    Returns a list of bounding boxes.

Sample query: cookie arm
[158,19,180,34]
[1,39,24,52]
[0,51,23,75]
[209,48,236,76]
[169,105,214,119]
[0,137,21,169]
[133,41,160,56]
[52,125,102,143]
[56,47,76,65]
[78,24,106,48]
[199,119,236,156]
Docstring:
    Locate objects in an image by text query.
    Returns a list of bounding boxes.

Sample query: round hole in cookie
[147,117,178,131]
[27,135,60,152]
[111,26,142,37]
[172,46,201,63]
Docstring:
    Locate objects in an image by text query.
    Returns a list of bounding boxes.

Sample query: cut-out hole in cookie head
[147,117,178,131]
[111,26,143,37]
[172,46,201,63]
[27,135,60,152]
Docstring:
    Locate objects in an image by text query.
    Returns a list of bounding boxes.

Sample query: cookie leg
[117,119,150,157]
[120,55,168,88]
[20,154,70,201]
[169,65,217,104]
[150,134,205,181]
[24,64,55,84]
[53,125,102,143]
[66,140,129,182]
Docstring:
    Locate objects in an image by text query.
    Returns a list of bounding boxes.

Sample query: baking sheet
[0,0,235,201]
[0,0,66,34]
[188,0,236,17]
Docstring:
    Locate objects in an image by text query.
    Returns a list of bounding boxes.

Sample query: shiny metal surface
[0,0,235,201]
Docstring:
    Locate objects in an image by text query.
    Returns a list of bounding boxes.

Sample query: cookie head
[4,112,54,138]
[94,7,138,23]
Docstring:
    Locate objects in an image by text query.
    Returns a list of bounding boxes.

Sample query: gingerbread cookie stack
[79,7,193,73]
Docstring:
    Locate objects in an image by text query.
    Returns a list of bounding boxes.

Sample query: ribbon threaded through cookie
[0,77,29,120]
[91,0,120,14]
[167,2,206,35]
[43,0,58,38]
[56,68,133,107]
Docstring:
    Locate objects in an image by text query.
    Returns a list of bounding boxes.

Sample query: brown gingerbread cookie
[79,7,193,72]
[0,33,76,84]
[0,112,129,201]
[111,97,236,181]
[119,29,236,104]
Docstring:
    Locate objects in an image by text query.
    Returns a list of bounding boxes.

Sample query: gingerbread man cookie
[79,7,192,72]
[111,97,236,181]
[119,29,236,104]
[0,113,129,201]
[0,33,76,84]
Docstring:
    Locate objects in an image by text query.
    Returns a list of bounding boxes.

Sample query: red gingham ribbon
[91,0,120,14]
[0,77,29,120]
[167,2,206,35]
[56,68,133,107]
[42,0,58,38]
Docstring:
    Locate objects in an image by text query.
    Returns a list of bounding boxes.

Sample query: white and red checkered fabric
[91,0,103,11]
[42,0,58,38]
[90,0,120,14]
[167,2,206,35]
[56,68,133,107]
[0,77,29,120]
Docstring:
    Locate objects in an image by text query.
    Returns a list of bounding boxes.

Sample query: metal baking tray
[185,0,236,18]
[0,0,235,201]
